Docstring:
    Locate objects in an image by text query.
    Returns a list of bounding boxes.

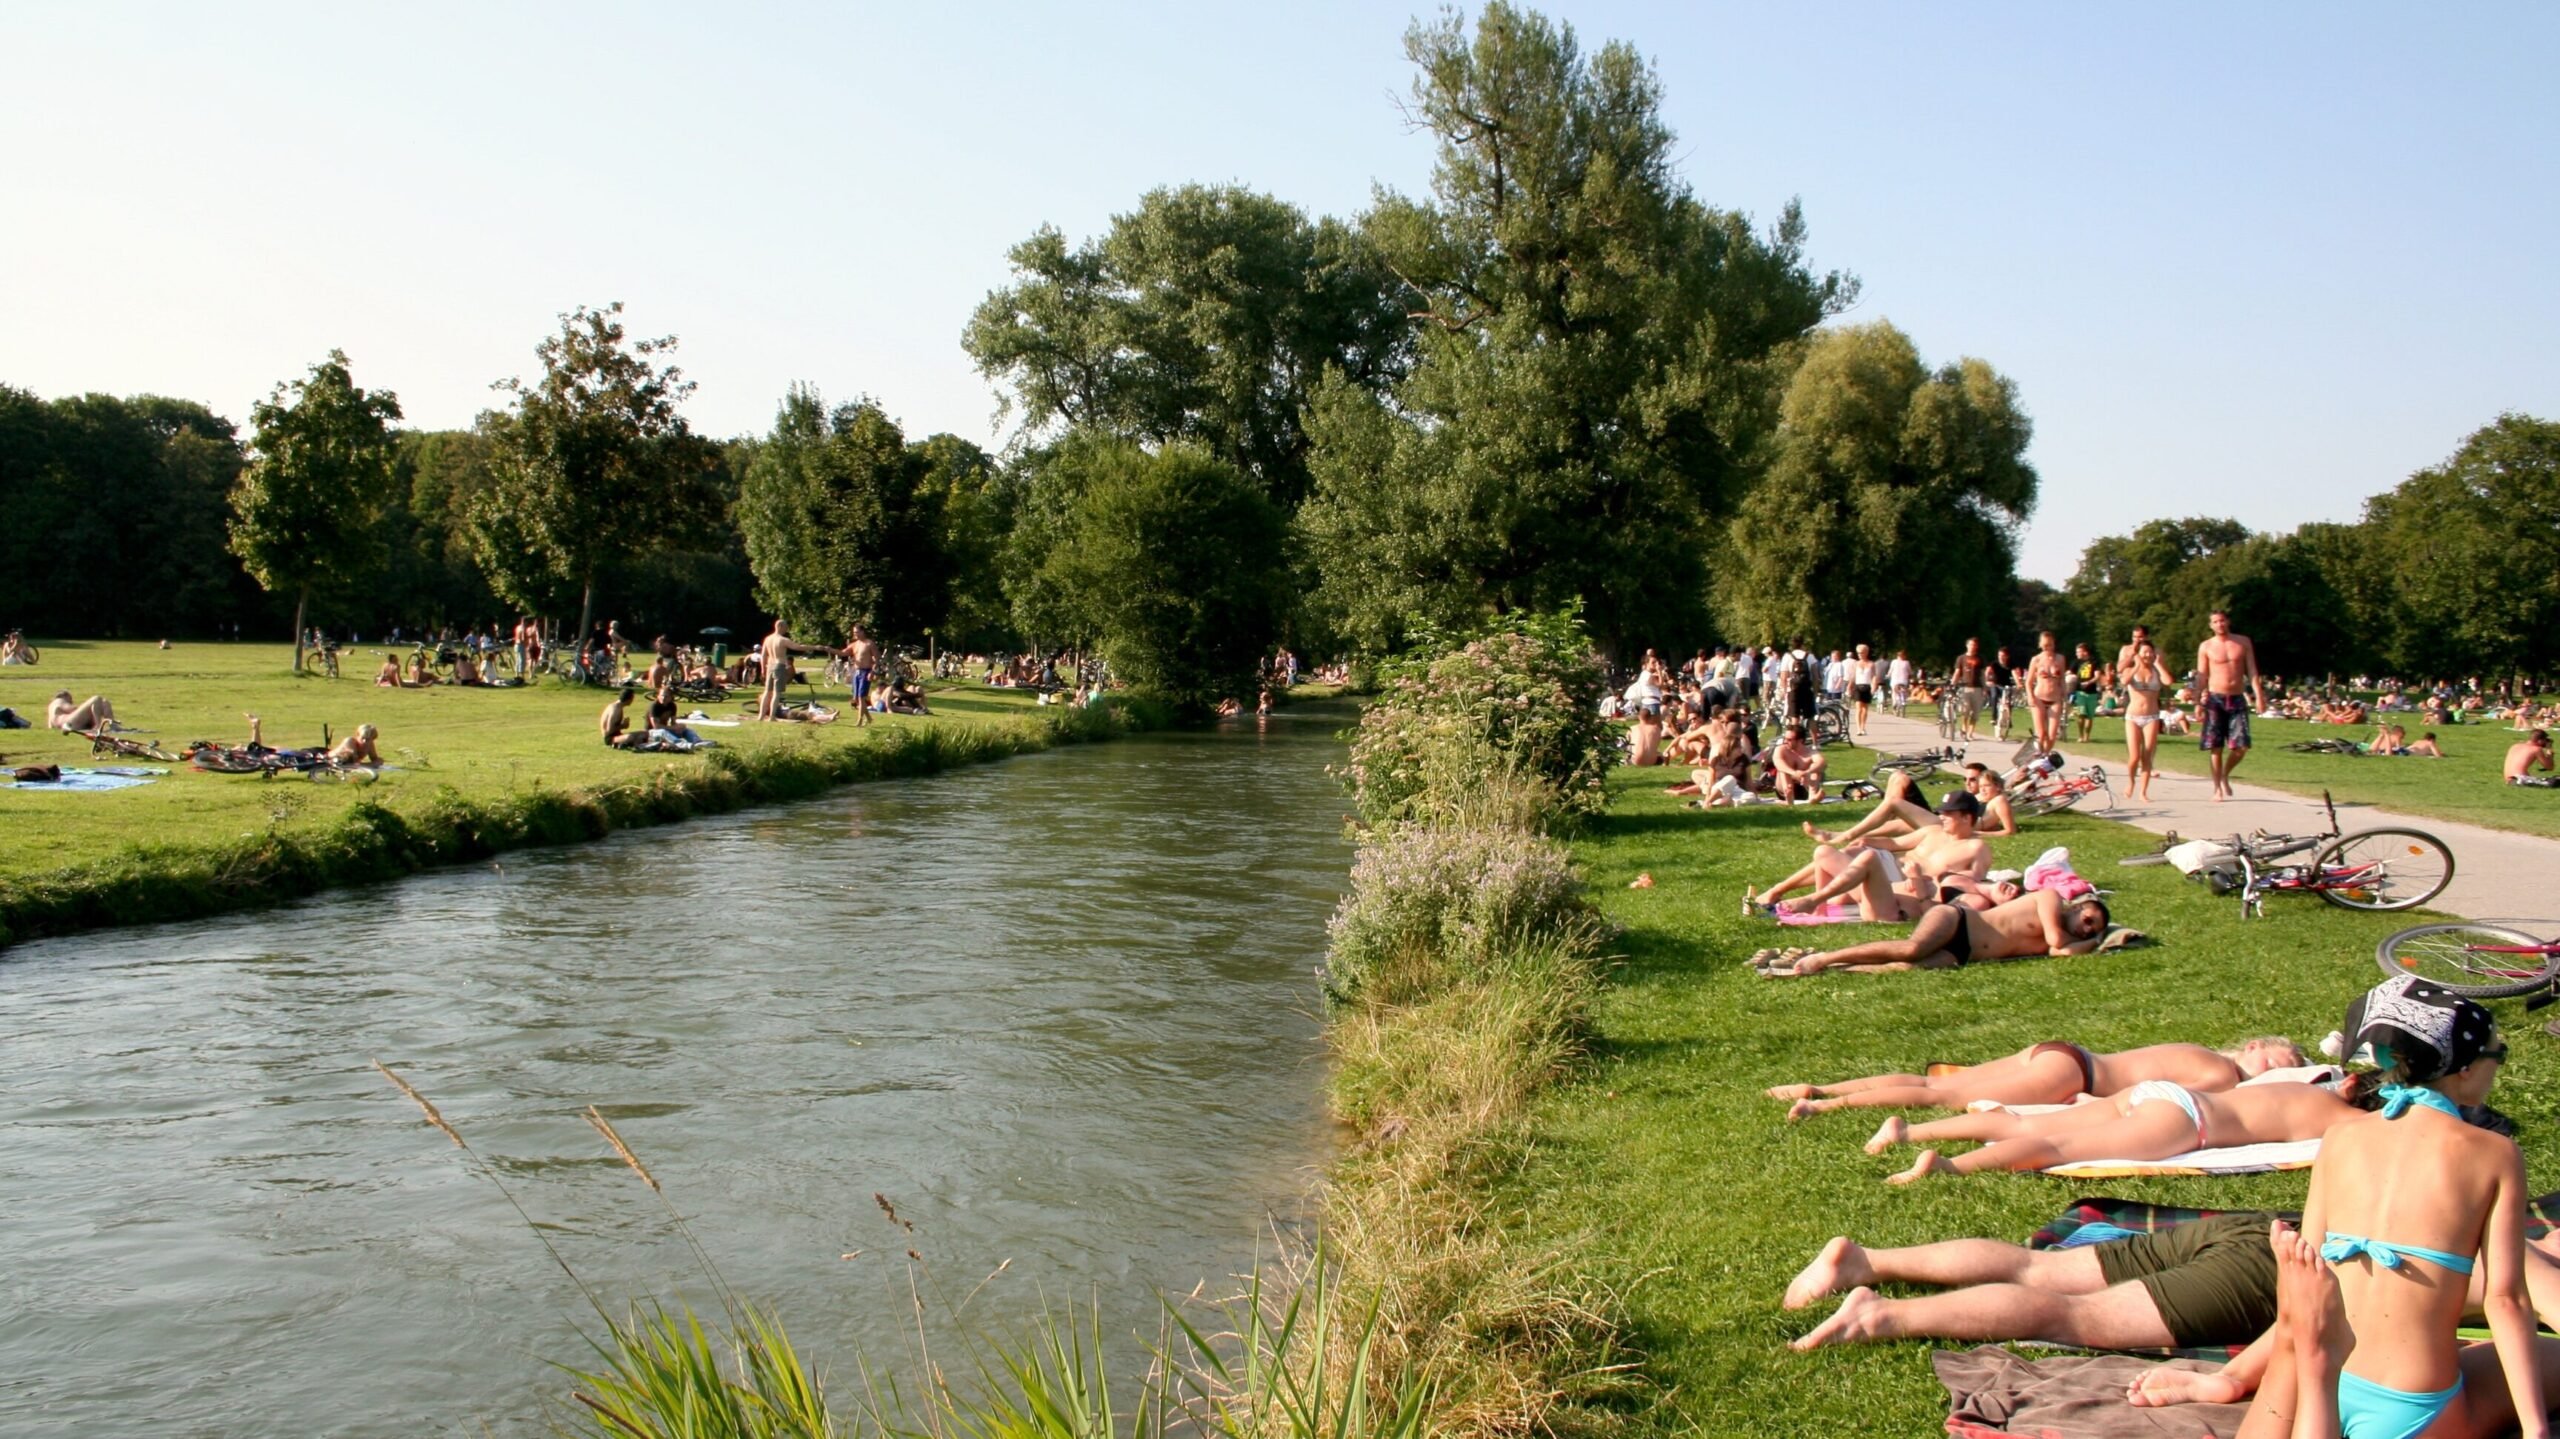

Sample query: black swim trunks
[1933,903,1976,965]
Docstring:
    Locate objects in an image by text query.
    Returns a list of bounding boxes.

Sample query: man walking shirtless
[840,625,880,727]
[2190,610,2264,802]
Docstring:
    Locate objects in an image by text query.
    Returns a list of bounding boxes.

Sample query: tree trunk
[292,586,308,674]
[575,577,596,666]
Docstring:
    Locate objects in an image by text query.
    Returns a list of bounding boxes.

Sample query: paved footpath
[1844,707,2560,930]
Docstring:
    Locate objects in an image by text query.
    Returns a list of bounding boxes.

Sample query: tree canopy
[737,388,955,645]
[227,350,403,667]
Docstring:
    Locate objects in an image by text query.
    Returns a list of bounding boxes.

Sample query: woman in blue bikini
[2237,975,2550,1439]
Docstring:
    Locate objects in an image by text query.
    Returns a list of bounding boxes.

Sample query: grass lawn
[0,639,1068,886]
[1502,757,2560,1436]
[2068,710,2560,840]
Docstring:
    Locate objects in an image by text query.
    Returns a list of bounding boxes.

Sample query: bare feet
[1765,1083,1816,1100]
[1800,821,1839,843]
[1783,1236,1870,1309]
[2126,1366,2244,1408]
[1786,1097,1821,1123]
[1885,1148,1952,1185]
[1791,1285,1887,1350]
[1863,1116,1908,1155]
[2274,1219,2348,1369]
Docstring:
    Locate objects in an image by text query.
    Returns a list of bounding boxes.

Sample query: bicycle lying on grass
[88,731,180,763]
[2011,762,2113,817]
[2120,789,2453,918]
[1870,744,1964,784]
[2377,922,2560,999]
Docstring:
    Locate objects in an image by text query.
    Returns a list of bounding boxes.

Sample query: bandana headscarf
[2343,974,2498,1085]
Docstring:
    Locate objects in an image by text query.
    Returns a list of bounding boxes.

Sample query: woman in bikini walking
[2123,638,2168,802]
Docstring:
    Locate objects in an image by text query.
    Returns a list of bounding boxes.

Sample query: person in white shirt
[1849,644,1880,735]
[1887,651,1914,715]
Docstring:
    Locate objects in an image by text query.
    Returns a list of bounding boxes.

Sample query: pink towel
[1774,903,1867,925]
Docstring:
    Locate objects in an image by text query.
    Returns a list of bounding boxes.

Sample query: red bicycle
[2011,762,2112,817]
[2377,923,2560,999]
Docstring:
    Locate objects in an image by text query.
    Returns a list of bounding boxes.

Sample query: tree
[964,184,1411,508]
[1023,440,1289,715]
[2063,516,2251,655]
[736,387,954,644]
[469,304,715,644]
[227,351,402,669]
[1299,2,1853,654]
[2356,413,2560,678]
[915,432,1019,653]
[1714,323,2037,657]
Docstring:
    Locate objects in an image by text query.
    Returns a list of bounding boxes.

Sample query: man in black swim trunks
[1779,887,2108,976]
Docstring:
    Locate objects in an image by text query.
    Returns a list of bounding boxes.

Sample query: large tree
[1014,438,1289,715]
[227,350,402,669]
[469,303,715,644]
[2356,413,2560,678]
[2063,515,2252,656]
[1299,2,1853,654]
[736,388,954,644]
[964,184,1410,508]
[1715,323,2037,656]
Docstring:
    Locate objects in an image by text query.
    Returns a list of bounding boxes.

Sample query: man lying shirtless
[1767,1036,2305,1120]
[1768,888,2108,977]
[1748,791,1994,922]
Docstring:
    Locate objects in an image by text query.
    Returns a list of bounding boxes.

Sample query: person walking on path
[2191,610,2265,803]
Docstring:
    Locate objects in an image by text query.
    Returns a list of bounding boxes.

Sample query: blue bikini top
[2321,1084,2478,1276]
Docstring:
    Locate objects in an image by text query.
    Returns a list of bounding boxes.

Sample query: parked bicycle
[2118,790,2453,918]
[2376,922,2560,999]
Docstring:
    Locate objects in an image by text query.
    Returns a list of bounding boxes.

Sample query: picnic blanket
[1773,902,1867,925]
[8,765,162,791]
[1935,1346,2244,1439]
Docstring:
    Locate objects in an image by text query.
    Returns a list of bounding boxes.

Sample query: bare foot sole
[1783,1236,1861,1310]
[1765,1083,1816,1101]
[1786,1097,1820,1123]
[1790,1286,1884,1350]
[1863,1116,1908,1155]
[2125,1367,2239,1408]
[1885,1149,1952,1185]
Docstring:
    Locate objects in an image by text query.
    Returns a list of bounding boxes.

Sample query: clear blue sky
[4,2,2552,580]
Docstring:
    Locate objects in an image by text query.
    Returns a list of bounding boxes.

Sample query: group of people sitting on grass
[1780,975,2558,1439]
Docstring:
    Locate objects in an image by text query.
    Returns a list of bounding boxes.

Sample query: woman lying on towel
[1768,1035,2305,1121]
[2230,975,2547,1439]
[1866,1076,2367,1185]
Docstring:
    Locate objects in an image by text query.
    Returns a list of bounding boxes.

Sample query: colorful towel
[1773,902,1867,926]
[8,765,161,791]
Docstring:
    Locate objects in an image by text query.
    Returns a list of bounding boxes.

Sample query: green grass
[2066,710,2560,839]
[1496,757,2560,1436]
[0,639,1168,942]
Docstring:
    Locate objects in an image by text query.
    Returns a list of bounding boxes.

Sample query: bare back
[2087,1043,2244,1095]
[2191,1081,2359,1147]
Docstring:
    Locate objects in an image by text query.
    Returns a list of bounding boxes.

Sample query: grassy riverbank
[2059,710,2560,839]
[1490,759,2560,1435]
[0,640,1163,945]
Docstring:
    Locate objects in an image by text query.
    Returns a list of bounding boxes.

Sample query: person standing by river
[757,619,824,722]
[840,626,879,727]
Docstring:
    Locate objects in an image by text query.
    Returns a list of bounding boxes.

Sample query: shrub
[1323,825,1599,1006]
[1341,614,1609,831]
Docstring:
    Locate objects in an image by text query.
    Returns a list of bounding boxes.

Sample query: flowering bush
[1323,823,1599,1004]
[1340,612,1611,831]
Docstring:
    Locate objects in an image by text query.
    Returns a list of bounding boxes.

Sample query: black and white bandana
[2344,974,2498,1084]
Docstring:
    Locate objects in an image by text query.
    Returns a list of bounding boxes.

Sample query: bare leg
[1912,1102,2196,1179]
[1792,905,1964,974]
[1775,848,1872,913]
[1792,1274,2168,1351]
[1798,1049,2082,1118]
[1767,1072,1932,1102]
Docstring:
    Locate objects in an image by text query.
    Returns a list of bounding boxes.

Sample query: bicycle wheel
[2014,788,2083,819]
[2375,923,2559,998]
[2315,827,2454,912]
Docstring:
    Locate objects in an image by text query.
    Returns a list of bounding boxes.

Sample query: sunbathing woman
[1802,765,2017,845]
[329,724,383,766]
[1868,1075,2366,1185]
[1769,1036,2305,1120]
[2227,976,2551,1439]
[43,690,118,732]
[376,653,404,687]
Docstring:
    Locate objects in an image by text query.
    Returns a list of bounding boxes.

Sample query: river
[0,710,1351,1437]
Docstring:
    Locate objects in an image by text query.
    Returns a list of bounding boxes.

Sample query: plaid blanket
[2023,1194,2560,1361]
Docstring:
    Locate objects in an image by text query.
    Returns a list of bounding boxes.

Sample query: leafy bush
[1341,612,1609,831]
[1322,824,1598,1006]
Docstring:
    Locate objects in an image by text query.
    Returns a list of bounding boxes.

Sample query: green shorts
[2072,691,2101,717]
[2093,1212,2279,1347]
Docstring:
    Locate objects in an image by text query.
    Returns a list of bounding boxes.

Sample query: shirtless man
[599,687,641,749]
[1765,722,1827,802]
[2025,631,2072,754]
[757,619,823,722]
[2190,610,2265,801]
[1774,887,2108,977]
[43,691,119,732]
[2509,729,2556,786]
[2115,623,2152,679]
[839,625,880,728]
[1751,791,1994,922]
[1626,706,1667,766]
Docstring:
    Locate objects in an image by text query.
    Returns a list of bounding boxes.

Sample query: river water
[0,712,1351,1437]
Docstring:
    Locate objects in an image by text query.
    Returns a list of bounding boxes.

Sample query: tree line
[9,3,2541,703]
[2035,412,2560,682]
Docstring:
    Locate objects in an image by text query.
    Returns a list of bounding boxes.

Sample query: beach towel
[1934,1345,2245,1438]
[7,765,162,791]
[1773,902,1868,925]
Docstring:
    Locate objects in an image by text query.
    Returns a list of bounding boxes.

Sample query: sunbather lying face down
[1767,888,2107,976]
[1766,1037,2307,1120]
[1863,1077,2363,1185]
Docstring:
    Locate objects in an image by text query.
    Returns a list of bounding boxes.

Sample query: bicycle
[2011,763,2114,817]
[1936,691,1963,743]
[2283,738,2364,755]
[1870,744,1965,785]
[2376,923,2560,999]
[2119,789,2453,918]
[89,731,181,763]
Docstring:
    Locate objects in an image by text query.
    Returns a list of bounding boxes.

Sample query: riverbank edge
[0,698,1168,950]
